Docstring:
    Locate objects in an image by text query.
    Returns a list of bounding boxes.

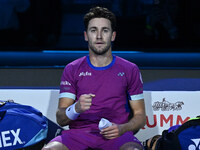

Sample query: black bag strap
[174,116,200,136]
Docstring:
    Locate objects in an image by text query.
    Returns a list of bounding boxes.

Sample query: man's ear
[111,31,116,42]
[84,31,88,41]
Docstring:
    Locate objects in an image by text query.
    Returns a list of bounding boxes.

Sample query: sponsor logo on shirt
[79,72,92,77]
[60,81,71,86]
[118,72,125,76]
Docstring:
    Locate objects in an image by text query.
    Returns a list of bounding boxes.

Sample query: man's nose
[97,31,102,39]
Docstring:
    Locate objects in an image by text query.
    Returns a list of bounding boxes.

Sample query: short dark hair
[84,6,116,31]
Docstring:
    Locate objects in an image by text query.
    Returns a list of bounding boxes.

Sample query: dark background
[0,0,200,52]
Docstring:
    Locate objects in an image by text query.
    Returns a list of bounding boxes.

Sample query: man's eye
[103,30,109,33]
[91,30,96,32]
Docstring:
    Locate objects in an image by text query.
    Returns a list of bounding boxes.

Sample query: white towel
[98,118,112,130]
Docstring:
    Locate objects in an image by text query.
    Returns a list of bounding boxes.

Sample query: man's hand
[100,123,122,140]
[75,94,95,113]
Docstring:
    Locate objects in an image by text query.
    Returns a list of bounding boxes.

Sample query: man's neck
[89,52,113,67]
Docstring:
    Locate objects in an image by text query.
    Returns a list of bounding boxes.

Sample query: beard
[89,42,111,55]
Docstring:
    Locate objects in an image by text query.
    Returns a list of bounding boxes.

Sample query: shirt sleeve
[59,64,76,100]
[127,64,144,100]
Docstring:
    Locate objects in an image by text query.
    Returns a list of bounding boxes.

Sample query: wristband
[65,102,80,120]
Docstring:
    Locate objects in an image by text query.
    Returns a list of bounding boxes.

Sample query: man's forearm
[56,108,71,127]
[119,113,146,135]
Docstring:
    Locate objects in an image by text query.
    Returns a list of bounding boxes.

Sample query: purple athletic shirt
[59,55,144,131]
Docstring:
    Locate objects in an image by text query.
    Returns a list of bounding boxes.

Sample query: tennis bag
[0,100,48,150]
[156,116,200,150]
